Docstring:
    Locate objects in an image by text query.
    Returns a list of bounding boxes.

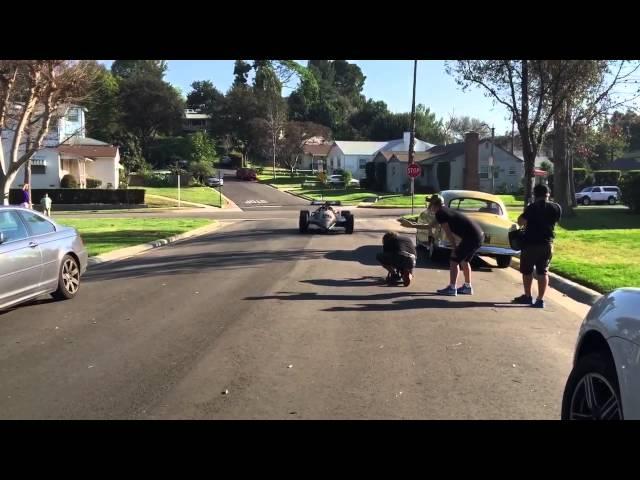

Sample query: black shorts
[450,239,480,264]
[519,243,553,276]
[377,251,416,272]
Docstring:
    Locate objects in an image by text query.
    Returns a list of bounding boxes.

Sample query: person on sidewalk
[376,231,416,286]
[21,184,31,209]
[427,194,484,296]
[513,184,562,308]
[40,193,52,217]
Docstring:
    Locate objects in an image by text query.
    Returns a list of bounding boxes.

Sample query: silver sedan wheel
[62,258,80,294]
[569,372,622,420]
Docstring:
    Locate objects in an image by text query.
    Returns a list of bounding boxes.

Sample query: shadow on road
[300,276,387,288]
[84,248,330,282]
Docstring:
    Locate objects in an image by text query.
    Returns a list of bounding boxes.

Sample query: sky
[99,60,517,135]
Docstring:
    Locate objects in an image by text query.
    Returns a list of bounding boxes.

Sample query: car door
[17,210,60,290]
[591,187,603,202]
[0,209,43,309]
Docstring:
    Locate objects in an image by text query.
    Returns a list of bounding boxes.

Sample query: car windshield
[580,187,591,192]
[448,198,503,216]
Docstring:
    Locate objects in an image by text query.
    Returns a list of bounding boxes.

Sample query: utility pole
[491,126,495,193]
[409,60,417,215]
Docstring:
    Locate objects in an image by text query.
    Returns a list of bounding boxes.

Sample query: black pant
[451,239,481,264]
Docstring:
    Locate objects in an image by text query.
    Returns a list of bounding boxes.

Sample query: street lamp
[481,123,495,193]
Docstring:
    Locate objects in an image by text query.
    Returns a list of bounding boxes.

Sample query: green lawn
[58,218,213,257]
[136,187,224,207]
[403,206,640,294]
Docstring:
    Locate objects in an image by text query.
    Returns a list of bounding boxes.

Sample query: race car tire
[344,213,354,234]
[299,210,310,233]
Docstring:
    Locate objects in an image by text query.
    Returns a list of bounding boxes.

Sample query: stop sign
[407,163,421,178]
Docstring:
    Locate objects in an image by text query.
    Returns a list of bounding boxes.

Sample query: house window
[508,166,517,176]
[337,158,341,168]
[392,166,396,176]
[479,165,489,179]
[66,108,79,122]
[359,158,368,169]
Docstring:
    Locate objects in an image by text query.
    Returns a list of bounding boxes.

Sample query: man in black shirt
[514,184,562,308]
[377,232,417,286]
[424,194,484,296]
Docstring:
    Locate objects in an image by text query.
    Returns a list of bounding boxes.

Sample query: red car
[236,168,257,181]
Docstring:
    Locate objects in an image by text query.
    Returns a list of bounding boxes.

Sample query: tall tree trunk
[552,101,574,216]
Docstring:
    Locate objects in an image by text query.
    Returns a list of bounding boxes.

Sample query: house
[4,105,122,189]
[607,150,640,171]
[298,142,332,171]
[417,132,525,193]
[371,151,433,193]
[325,132,435,180]
[182,108,212,133]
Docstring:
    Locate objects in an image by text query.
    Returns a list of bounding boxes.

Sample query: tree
[232,60,252,87]
[84,63,121,142]
[186,131,216,164]
[111,60,167,80]
[255,90,288,178]
[186,80,223,111]
[188,160,214,184]
[279,121,331,172]
[447,60,618,205]
[610,110,640,151]
[443,115,492,143]
[220,84,260,166]
[118,74,185,156]
[1,60,97,204]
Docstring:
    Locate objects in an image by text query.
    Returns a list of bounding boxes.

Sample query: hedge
[620,174,640,213]
[10,189,145,205]
[593,170,621,186]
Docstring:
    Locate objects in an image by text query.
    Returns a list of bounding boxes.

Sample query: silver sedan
[0,206,88,311]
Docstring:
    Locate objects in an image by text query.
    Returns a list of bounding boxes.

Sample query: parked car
[236,168,257,181]
[206,176,224,187]
[562,288,640,420]
[328,174,360,187]
[0,206,88,311]
[575,186,621,205]
[413,190,520,268]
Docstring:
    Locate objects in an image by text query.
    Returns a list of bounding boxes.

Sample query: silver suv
[575,186,621,206]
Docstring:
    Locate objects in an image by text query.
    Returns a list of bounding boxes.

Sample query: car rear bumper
[431,239,520,257]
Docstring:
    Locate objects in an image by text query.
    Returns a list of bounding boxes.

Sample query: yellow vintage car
[414,190,520,268]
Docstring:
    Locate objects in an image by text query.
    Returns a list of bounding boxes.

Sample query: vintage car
[299,201,354,234]
[413,190,520,268]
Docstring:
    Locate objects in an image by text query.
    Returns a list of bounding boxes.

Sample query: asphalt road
[0,197,587,419]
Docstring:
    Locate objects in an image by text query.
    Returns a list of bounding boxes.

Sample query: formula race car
[299,201,354,234]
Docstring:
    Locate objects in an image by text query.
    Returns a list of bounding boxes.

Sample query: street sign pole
[219,169,222,207]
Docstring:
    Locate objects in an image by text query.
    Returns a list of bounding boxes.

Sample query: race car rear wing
[310,200,342,206]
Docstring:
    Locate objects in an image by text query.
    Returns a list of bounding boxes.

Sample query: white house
[325,132,435,180]
[4,105,122,189]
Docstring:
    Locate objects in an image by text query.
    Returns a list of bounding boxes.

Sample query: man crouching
[376,232,416,286]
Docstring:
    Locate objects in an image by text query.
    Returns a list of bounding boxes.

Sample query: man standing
[376,231,417,286]
[40,193,52,217]
[513,184,562,308]
[427,194,484,296]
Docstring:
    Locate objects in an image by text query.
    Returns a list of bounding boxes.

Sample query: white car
[575,186,620,205]
[328,174,360,187]
[562,288,640,420]
[206,177,224,187]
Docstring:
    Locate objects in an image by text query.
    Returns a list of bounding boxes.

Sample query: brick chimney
[464,131,480,190]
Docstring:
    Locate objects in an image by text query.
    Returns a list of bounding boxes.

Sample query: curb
[87,221,223,266]
[509,257,602,307]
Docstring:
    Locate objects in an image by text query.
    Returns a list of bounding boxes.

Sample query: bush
[573,168,594,190]
[60,174,78,188]
[593,170,621,186]
[342,170,353,186]
[86,177,102,189]
[620,174,640,213]
[414,184,437,194]
[10,189,145,205]
[142,172,174,187]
